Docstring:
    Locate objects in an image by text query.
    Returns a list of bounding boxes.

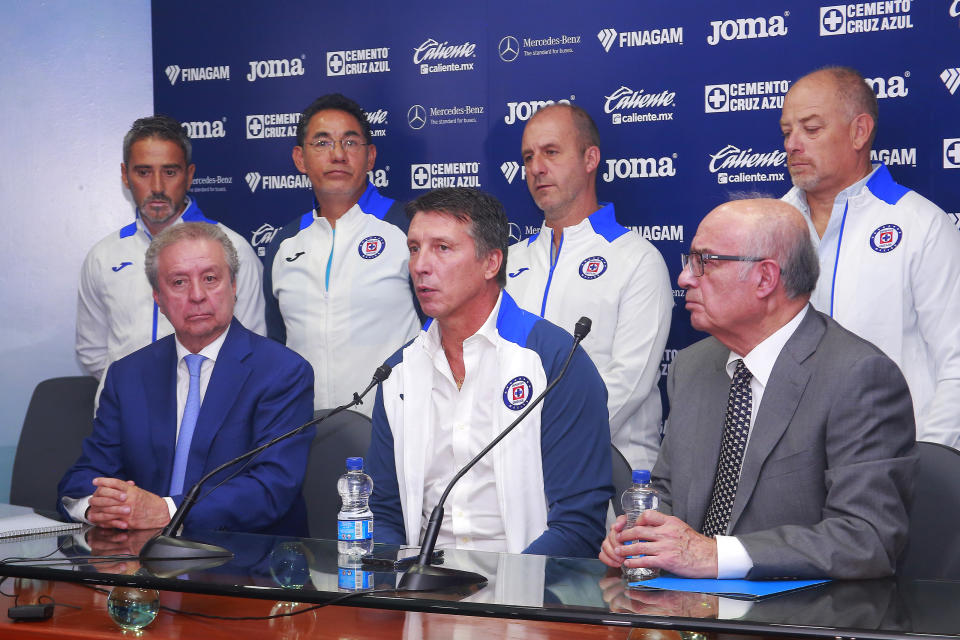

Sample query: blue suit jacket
[58,318,315,536]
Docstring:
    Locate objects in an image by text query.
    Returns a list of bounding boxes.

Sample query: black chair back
[610,444,633,517]
[897,441,960,579]
[302,409,373,540]
[11,376,98,511]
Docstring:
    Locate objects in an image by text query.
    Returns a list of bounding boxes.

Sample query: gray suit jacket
[654,307,917,579]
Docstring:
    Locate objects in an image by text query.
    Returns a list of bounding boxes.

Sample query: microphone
[574,317,591,341]
[398,317,592,591]
[138,364,392,577]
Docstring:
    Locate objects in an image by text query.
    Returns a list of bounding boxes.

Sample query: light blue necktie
[169,353,206,496]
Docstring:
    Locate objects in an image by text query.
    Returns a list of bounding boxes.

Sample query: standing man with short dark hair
[779,66,960,446]
[507,104,673,472]
[367,188,612,558]
[264,94,420,413]
[76,115,265,380]
[61,223,313,535]
[600,198,916,580]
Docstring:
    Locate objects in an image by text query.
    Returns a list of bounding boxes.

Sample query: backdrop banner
[152,0,960,409]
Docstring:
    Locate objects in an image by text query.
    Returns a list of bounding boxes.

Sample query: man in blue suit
[59,222,314,536]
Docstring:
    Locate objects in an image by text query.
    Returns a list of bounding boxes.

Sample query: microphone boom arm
[139,364,391,571]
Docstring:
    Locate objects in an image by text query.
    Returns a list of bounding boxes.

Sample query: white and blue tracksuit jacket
[367,292,613,558]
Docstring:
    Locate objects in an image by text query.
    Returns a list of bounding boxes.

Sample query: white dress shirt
[420,297,507,551]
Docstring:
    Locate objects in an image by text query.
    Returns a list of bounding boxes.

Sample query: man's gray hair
[806,66,879,148]
[123,115,192,166]
[145,222,239,291]
[738,199,820,299]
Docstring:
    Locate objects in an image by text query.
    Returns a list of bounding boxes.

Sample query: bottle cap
[346,456,363,471]
[632,469,650,484]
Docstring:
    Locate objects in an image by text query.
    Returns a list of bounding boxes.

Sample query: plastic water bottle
[337,457,374,557]
[337,553,374,591]
[621,469,660,582]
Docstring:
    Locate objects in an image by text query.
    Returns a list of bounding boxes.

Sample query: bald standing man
[780,66,960,447]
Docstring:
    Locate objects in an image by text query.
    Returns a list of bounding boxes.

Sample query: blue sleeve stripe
[298,211,314,231]
[180,201,216,224]
[587,203,629,243]
[357,181,393,220]
[119,221,138,238]
[496,292,539,348]
[867,163,910,205]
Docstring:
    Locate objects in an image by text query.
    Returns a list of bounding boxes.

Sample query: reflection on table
[0,519,957,639]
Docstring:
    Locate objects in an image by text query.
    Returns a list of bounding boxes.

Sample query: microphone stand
[138,365,391,578]
[398,318,591,592]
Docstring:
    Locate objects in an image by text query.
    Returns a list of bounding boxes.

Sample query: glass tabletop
[0,518,957,640]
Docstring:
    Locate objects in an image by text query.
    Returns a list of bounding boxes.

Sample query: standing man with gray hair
[507,103,673,472]
[780,66,960,446]
[60,222,313,535]
[76,115,265,381]
[600,198,916,580]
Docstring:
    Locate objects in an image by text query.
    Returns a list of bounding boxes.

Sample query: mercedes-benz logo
[498,36,519,62]
[407,104,426,130]
[508,222,522,243]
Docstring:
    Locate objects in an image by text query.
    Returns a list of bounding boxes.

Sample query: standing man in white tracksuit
[779,66,960,446]
[77,115,265,380]
[506,104,673,472]
[263,94,421,414]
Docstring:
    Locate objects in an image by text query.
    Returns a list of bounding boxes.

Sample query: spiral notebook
[0,511,81,541]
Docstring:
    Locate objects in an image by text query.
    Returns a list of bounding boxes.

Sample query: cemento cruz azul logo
[411,163,481,189]
[820,2,914,36]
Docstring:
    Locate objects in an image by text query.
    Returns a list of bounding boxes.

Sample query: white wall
[0,1,153,500]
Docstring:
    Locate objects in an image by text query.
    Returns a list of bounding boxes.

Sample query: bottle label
[338,518,373,541]
[338,567,373,590]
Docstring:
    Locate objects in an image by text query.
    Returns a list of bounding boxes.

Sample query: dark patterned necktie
[702,359,753,537]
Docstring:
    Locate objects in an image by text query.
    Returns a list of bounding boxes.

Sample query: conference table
[0,519,958,639]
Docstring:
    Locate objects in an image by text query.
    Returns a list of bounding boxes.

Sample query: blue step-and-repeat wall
[152,0,960,393]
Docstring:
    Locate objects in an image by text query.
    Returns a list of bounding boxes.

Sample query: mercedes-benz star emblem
[498,36,519,62]
[407,104,426,130]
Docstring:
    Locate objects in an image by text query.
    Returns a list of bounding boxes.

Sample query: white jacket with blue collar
[783,163,960,446]
[367,291,613,558]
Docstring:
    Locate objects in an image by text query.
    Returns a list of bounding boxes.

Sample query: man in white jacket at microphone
[367,188,613,558]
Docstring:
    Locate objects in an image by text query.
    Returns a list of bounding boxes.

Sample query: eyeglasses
[304,137,370,154]
[681,251,765,277]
